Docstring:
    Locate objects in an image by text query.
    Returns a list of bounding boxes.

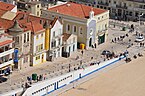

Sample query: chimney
[66,3,70,7]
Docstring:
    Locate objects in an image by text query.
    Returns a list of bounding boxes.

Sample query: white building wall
[11,6,17,13]
[50,20,63,58]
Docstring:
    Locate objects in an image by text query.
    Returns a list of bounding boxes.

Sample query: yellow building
[41,2,109,49]
[30,21,46,66]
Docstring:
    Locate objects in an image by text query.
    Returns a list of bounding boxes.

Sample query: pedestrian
[43,74,46,80]
[81,50,84,55]
[76,55,79,60]
[113,24,115,28]
[126,34,128,37]
[140,43,142,47]
[91,57,93,60]
[37,76,39,82]
[136,31,138,36]
[112,39,114,43]
[117,37,120,41]
[97,61,100,65]
[114,37,116,42]
[129,39,131,42]
[94,43,97,48]
[80,60,82,65]
[61,66,64,69]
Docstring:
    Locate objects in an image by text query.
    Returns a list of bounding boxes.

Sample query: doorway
[42,54,44,63]
[89,38,92,47]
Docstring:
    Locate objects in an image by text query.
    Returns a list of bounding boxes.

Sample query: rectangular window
[73,26,77,32]
[24,34,26,43]
[36,55,40,60]
[36,35,39,39]
[39,45,41,51]
[27,33,29,42]
[37,11,39,16]
[41,33,43,37]
[58,38,61,45]
[15,36,19,43]
[53,31,55,37]
[41,44,43,50]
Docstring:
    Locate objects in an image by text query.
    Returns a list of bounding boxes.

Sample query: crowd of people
[111,33,129,43]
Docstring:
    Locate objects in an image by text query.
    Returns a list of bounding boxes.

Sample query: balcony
[134,7,145,11]
[0,48,14,58]
[98,2,109,6]
[116,5,127,9]
[0,59,13,68]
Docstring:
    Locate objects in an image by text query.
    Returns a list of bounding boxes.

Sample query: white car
[135,36,144,42]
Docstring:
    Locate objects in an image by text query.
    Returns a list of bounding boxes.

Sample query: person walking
[112,39,114,43]
[114,37,116,42]
[81,50,84,55]
[117,37,120,41]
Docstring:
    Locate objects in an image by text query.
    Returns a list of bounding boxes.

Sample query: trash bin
[80,44,85,50]
[32,73,37,80]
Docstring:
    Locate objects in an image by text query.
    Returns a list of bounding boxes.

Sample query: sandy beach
[59,56,145,96]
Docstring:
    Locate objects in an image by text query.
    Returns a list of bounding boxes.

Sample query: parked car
[101,50,111,55]
[135,36,144,42]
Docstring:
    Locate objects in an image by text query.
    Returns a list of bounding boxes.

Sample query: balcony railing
[98,2,109,6]
[116,5,127,9]
[0,48,14,58]
[0,59,13,68]
[134,7,145,11]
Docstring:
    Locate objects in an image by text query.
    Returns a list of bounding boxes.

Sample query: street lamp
[139,13,143,26]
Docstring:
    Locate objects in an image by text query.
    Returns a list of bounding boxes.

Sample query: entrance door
[98,34,105,44]
[89,38,92,47]
[69,46,71,54]
[42,54,44,63]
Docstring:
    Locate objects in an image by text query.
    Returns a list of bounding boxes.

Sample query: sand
[59,56,145,96]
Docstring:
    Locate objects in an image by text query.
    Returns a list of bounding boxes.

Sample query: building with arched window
[41,2,109,49]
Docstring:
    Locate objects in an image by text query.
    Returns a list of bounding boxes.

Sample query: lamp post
[139,13,143,26]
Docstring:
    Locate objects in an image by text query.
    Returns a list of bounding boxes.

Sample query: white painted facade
[63,34,77,54]
[0,29,14,75]
[11,6,17,13]
[49,20,63,59]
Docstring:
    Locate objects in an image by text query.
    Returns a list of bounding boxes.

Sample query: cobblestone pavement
[0,19,145,94]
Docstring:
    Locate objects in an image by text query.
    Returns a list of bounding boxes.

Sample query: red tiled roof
[0,18,13,30]
[30,21,44,33]
[0,40,13,46]
[48,2,107,19]
[0,1,15,11]
[0,9,7,17]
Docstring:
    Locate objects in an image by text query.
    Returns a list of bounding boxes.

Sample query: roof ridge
[30,21,34,32]
[80,4,86,18]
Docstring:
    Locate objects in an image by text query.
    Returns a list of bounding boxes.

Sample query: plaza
[1,18,145,95]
